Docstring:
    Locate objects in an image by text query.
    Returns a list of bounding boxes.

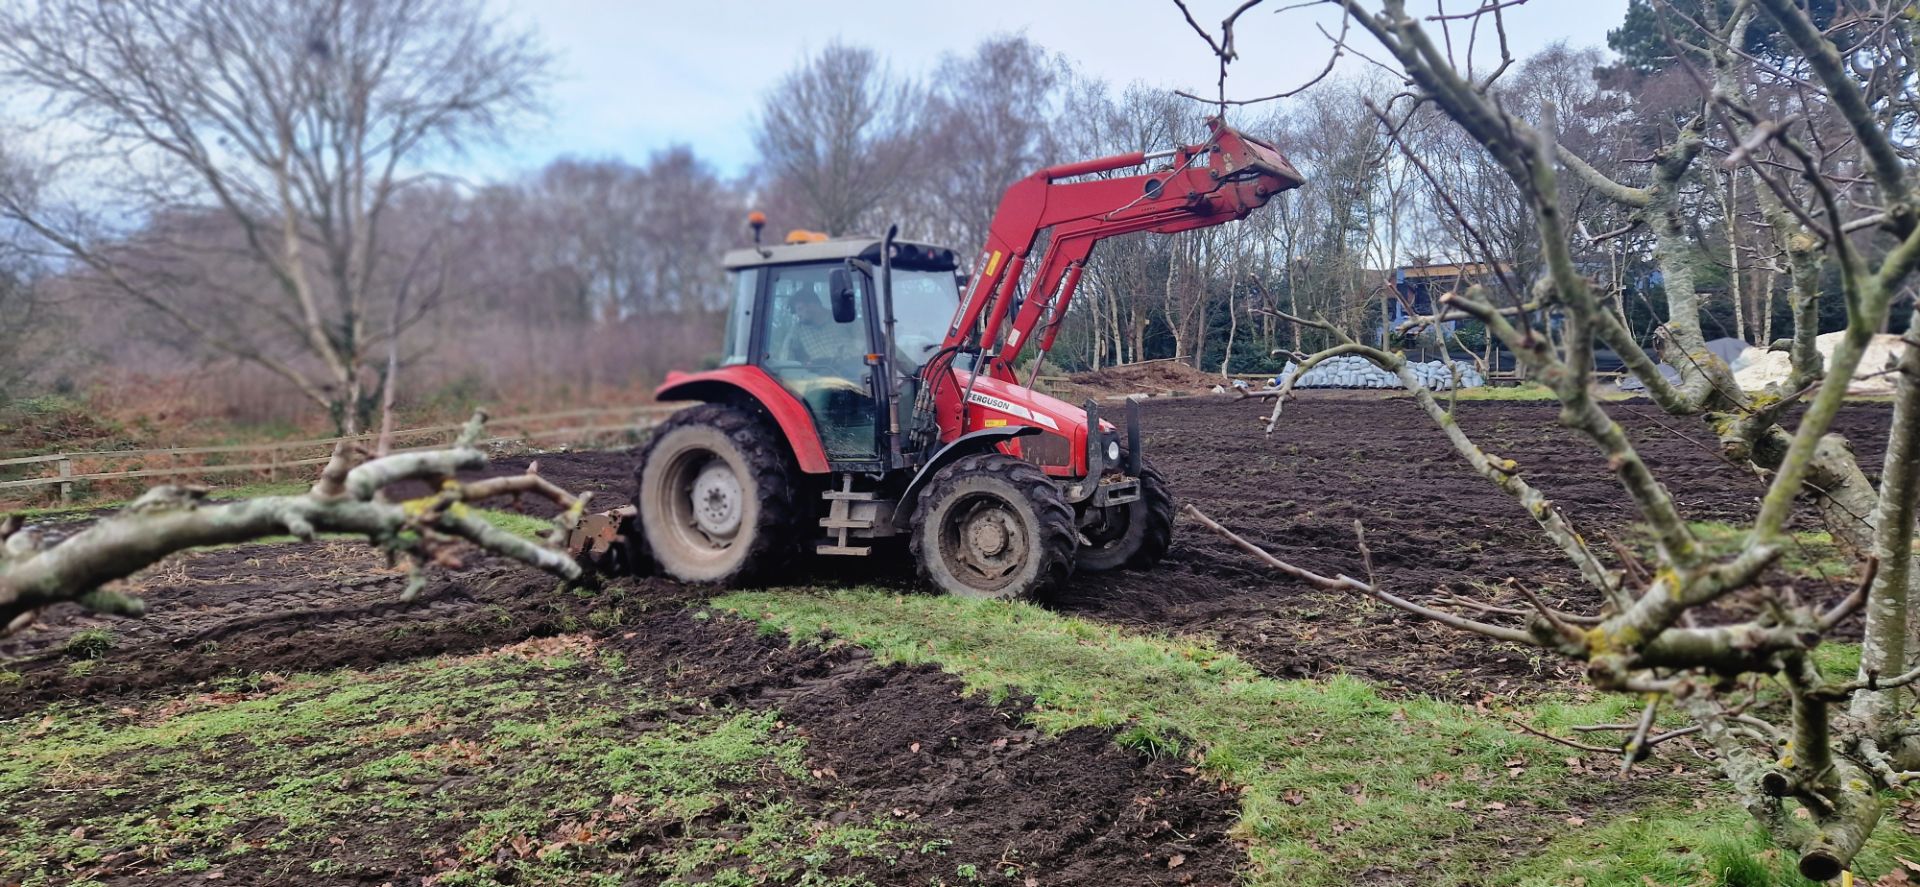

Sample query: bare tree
[752,41,918,236]
[1182,0,1920,878]
[906,34,1070,251]
[521,149,742,321]
[0,153,51,401]
[0,0,548,432]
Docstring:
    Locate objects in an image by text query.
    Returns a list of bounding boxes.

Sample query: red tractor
[574,118,1303,600]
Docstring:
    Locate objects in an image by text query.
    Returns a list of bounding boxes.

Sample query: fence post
[268,447,279,482]
[57,457,73,505]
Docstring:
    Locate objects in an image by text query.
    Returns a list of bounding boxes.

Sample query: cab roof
[722,236,960,272]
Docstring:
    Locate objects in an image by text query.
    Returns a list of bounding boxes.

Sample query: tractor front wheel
[635,404,795,585]
[1074,456,1175,573]
[911,453,1077,601]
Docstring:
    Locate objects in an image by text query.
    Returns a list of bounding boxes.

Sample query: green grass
[1509,805,1824,887]
[210,480,312,500]
[60,628,115,660]
[716,589,1920,886]
[1436,382,1642,402]
[1514,793,1920,887]
[472,509,560,542]
[717,589,1661,886]
[0,642,909,886]
[1641,520,1860,583]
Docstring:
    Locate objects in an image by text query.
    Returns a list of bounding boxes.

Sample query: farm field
[2,393,1910,887]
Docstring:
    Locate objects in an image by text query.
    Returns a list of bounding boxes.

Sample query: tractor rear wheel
[1074,456,1174,573]
[635,404,795,585]
[911,453,1077,601]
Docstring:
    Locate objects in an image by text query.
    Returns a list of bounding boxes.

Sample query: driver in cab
[786,290,862,368]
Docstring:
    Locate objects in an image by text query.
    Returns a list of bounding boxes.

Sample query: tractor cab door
[759,262,881,464]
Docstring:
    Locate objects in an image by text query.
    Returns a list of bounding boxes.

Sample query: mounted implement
[572,118,1303,600]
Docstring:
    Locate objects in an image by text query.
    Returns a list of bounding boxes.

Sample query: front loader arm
[944,118,1305,378]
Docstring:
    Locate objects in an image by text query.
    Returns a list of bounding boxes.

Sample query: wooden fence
[0,404,682,504]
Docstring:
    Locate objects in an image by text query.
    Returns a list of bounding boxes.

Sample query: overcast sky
[477,0,1631,180]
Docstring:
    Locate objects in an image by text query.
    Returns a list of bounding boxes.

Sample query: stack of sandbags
[1277,355,1486,390]
[1733,331,1908,395]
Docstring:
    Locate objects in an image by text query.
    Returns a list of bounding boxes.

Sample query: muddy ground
[2,553,1236,886]
[438,394,1891,700]
[0,394,1896,884]
[1054,395,1890,698]
[19,394,1886,706]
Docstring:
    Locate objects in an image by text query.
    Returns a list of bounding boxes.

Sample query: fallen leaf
[1167,854,1186,869]
[1483,802,1507,811]
[1283,789,1305,806]
[910,742,921,753]
[1565,816,1586,826]
[1447,799,1469,809]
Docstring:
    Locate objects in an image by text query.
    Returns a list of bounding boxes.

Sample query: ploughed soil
[8,449,1234,885]
[441,394,1891,701]
[257,394,1897,704]
[1052,394,1890,699]
[0,393,1894,884]
[3,557,1236,886]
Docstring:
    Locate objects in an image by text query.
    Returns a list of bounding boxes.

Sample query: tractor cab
[718,233,962,472]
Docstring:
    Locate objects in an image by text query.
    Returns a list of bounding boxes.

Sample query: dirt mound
[1062,359,1221,399]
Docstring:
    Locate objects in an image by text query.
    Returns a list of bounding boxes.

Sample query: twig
[1508,579,1584,643]
[1184,503,1540,645]
[1506,717,1618,754]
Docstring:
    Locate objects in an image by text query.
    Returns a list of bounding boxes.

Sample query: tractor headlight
[1106,440,1121,464]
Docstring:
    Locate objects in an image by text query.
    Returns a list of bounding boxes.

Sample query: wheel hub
[945,499,1026,582]
[689,460,743,538]
[967,514,1011,558]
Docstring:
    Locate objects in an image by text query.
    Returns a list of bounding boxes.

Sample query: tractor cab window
[888,267,961,372]
[720,268,757,366]
[762,263,878,460]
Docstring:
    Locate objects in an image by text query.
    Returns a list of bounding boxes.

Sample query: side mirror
[829,268,857,324]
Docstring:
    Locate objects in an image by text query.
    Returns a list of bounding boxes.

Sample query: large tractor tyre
[911,453,1077,601]
[1075,456,1175,573]
[634,404,797,586]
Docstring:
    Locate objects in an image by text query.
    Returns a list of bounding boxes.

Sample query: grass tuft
[61,628,116,660]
